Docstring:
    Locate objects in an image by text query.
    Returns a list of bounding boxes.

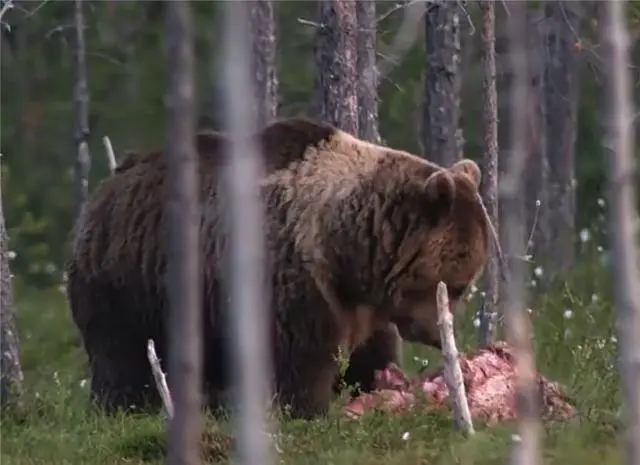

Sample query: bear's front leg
[341,323,403,395]
[275,351,340,420]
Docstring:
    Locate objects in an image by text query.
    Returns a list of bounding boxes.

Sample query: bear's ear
[423,170,456,211]
[450,159,482,190]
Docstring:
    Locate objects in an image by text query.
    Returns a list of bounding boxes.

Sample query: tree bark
[0,171,24,413]
[422,0,463,166]
[73,0,91,224]
[478,0,499,348]
[250,0,279,128]
[315,0,358,135]
[356,0,380,144]
[601,3,640,465]
[538,1,583,275]
[164,2,202,465]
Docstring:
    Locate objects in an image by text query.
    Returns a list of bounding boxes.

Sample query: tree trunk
[73,0,91,224]
[250,0,279,128]
[221,3,274,464]
[601,3,640,464]
[0,175,24,413]
[164,2,202,465]
[356,0,380,144]
[478,0,499,348]
[523,8,547,262]
[503,4,542,465]
[538,1,583,275]
[315,0,358,135]
[422,0,463,165]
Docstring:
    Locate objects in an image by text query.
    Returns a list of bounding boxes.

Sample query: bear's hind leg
[88,338,162,415]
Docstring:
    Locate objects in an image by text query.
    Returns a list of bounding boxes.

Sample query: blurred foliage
[0,0,639,289]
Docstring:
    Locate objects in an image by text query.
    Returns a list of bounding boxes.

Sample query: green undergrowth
[0,253,623,465]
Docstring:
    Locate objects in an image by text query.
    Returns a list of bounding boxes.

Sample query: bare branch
[147,339,174,419]
[0,0,13,23]
[436,282,474,436]
[601,3,640,465]
[221,2,274,465]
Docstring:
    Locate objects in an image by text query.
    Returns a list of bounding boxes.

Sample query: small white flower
[592,293,599,303]
[563,309,573,320]
[512,434,522,443]
[402,431,411,441]
[535,199,541,207]
[597,246,604,253]
[611,336,618,344]
[597,198,605,207]
[579,228,591,243]
[80,379,88,388]
[473,318,481,328]
[530,279,537,287]
[534,266,543,278]
[7,250,16,260]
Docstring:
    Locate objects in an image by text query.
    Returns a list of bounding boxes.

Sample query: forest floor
[0,252,623,465]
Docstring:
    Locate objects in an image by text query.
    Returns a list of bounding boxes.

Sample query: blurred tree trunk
[524,8,548,261]
[601,2,640,464]
[478,0,499,348]
[250,0,279,128]
[0,179,24,413]
[164,2,202,465]
[538,1,583,275]
[315,0,358,135]
[503,4,542,465]
[73,0,91,225]
[356,0,380,144]
[422,1,463,165]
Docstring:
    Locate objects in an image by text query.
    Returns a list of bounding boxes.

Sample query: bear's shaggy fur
[66,117,490,420]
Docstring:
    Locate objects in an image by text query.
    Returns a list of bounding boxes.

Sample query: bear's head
[377,158,491,349]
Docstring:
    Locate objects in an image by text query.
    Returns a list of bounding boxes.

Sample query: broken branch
[436,281,475,436]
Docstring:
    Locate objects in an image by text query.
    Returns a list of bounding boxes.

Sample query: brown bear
[66,117,490,420]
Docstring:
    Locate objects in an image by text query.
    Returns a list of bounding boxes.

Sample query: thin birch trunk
[502,4,541,465]
[164,2,203,464]
[222,2,274,465]
[73,0,91,224]
[0,159,24,413]
[601,3,640,465]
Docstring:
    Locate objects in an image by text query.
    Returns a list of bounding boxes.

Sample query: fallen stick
[102,136,117,175]
[147,338,174,419]
[436,281,475,435]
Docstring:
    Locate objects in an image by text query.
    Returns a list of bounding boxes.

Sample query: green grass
[0,251,624,465]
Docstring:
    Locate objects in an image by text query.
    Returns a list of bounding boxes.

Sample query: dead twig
[102,136,116,175]
[147,339,174,419]
[436,281,474,436]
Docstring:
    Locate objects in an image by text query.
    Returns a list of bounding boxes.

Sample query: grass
[0,244,624,465]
